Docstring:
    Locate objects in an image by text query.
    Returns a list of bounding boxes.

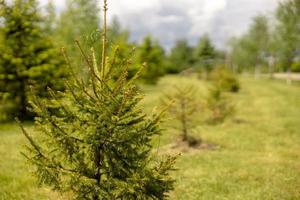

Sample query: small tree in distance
[206,86,234,124]
[162,84,201,146]
[209,66,240,93]
[18,0,176,199]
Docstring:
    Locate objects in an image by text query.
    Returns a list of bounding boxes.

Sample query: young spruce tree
[19,0,176,199]
[206,86,234,124]
[162,84,200,146]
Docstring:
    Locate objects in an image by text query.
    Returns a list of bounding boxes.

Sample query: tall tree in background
[247,15,270,78]
[167,39,194,74]
[106,17,137,78]
[107,17,123,45]
[228,15,270,75]
[0,0,67,120]
[194,34,216,78]
[137,36,166,84]
[276,0,300,83]
[57,0,100,54]
[228,37,252,72]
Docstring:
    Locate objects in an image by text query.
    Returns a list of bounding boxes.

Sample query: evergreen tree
[162,84,200,146]
[167,39,194,74]
[194,34,216,77]
[137,36,166,84]
[206,86,234,124]
[209,66,240,93]
[19,1,176,199]
[0,0,67,120]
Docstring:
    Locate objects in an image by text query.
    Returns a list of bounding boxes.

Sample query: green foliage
[137,36,166,84]
[1,77,300,199]
[162,84,200,144]
[0,0,67,121]
[229,15,270,72]
[206,86,234,124]
[229,2,300,74]
[291,61,300,72]
[194,34,216,75]
[167,39,194,74]
[209,66,240,93]
[19,1,176,199]
[56,0,101,62]
[275,0,300,71]
[247,15,270,58]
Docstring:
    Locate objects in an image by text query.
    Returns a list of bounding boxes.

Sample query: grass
[1,76,300,199]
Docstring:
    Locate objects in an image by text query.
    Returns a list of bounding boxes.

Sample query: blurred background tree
[275,0,300,74]
[166,39,194,74]
[0,0,67,121]
[229,15,270,76]
[56,0,101,66]
[194,34,217,78]
[137,36,167,84]
[162,84,200,146]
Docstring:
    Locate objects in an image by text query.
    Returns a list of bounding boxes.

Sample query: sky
[40,0,281,50]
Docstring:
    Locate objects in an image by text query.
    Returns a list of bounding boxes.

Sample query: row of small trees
[163,66,238,147]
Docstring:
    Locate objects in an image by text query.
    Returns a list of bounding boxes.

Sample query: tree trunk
[181,99,188,141]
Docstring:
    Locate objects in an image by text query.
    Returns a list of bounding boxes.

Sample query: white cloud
[39,0,281,49]
[40,0,65,9]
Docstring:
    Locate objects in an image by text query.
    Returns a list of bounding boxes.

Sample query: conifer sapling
[18,1,176,199]
[206,86,234,124]
[162,84,201,146]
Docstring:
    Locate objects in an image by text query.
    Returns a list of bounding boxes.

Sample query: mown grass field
[1,76,300,200]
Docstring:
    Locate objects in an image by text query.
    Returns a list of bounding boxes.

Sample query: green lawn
[1,76,300,200]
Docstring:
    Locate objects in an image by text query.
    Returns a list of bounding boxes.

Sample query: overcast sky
[40,0,281,49]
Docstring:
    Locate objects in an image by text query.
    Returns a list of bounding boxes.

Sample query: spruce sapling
[206,86,234,124]
[18,1,176,199]
[162,84,201,146]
